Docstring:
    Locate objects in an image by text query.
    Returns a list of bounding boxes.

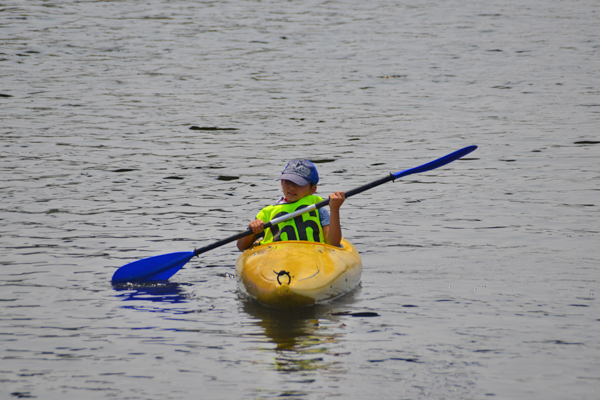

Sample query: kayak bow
[236,239,362,308]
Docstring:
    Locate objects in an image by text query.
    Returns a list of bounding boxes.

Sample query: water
[1,0,598,398]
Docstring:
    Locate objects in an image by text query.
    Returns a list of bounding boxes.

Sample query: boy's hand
[249,219,264,234]
[329,191,345,210]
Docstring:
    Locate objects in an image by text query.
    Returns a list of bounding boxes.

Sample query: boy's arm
[237,219,264,251]
[324,191,345,247]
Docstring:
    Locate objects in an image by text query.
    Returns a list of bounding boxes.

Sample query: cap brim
[278,173,310,186]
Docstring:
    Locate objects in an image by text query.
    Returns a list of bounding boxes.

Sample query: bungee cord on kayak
[274,270,292,286]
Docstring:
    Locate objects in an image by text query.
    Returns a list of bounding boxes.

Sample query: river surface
[1,0,599,399]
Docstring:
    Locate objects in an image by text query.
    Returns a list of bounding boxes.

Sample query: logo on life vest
[271,205,321,242]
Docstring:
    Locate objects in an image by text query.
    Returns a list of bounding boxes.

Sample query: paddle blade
[111,251,195,284]
[394,145,477,180]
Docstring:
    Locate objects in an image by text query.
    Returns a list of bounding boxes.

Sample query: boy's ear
[310,184,317,195]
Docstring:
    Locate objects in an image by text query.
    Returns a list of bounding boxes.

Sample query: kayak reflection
[242,287,361,374]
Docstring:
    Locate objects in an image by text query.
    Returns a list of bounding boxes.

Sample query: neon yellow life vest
[256,195,324,245]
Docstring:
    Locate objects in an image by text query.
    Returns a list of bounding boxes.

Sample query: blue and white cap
[278,159,319,186]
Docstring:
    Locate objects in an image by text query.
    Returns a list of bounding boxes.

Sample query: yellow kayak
[235,238,362,308]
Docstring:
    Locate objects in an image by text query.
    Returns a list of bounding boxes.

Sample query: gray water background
[1,0,598,399]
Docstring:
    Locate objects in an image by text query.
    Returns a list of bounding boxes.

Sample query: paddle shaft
[193,145,477,257]
[192,173,396,256]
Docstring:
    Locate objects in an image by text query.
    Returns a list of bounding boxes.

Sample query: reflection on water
[244,300,343,375]
[244,300,328,351]
[113,282,191,313]
[242,288,365,376]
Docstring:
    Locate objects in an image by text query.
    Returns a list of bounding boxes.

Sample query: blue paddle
[111,145,477,284]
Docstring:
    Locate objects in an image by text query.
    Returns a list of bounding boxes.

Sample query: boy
[236,159,345,251]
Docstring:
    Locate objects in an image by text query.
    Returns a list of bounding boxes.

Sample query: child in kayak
[237,159,345,251]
